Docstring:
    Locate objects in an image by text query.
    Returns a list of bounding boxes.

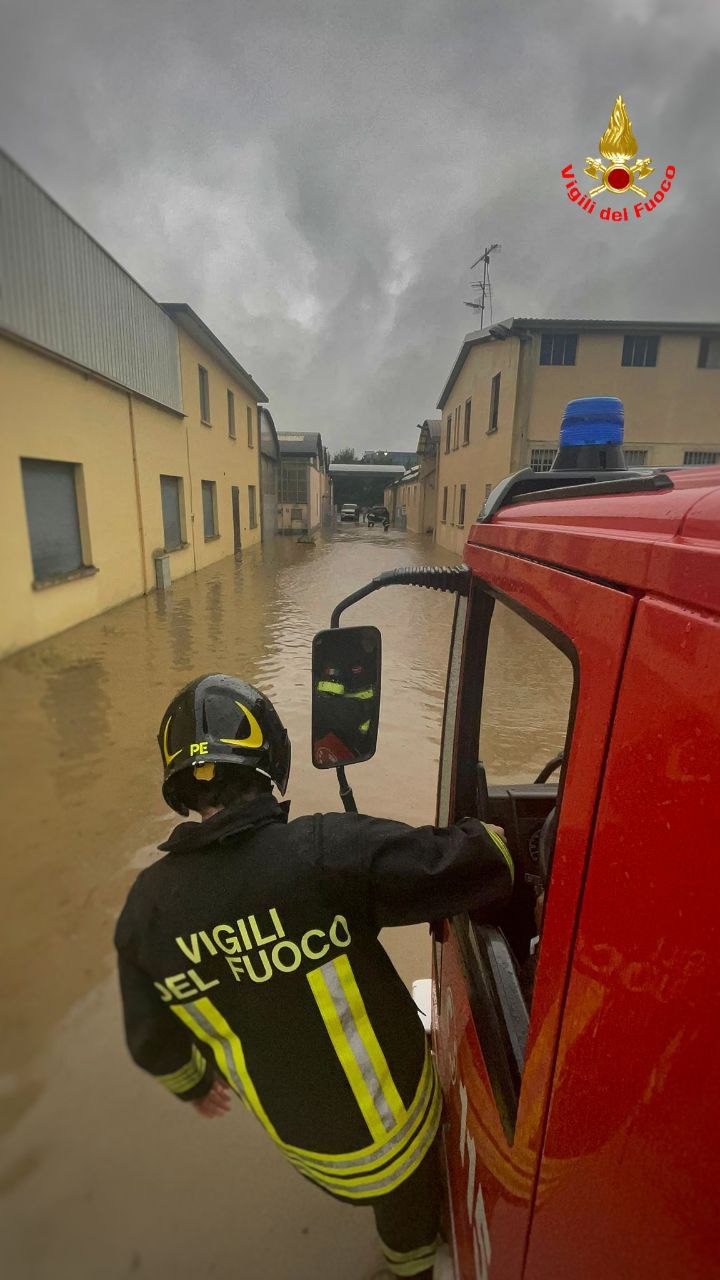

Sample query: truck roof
[467,466,720,614]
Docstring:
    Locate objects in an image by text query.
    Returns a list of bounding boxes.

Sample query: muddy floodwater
[0,522,572,1280]
[0,526,459,1280]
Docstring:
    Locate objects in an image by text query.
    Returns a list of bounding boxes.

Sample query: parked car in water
[367,505,389,526]
[340,504,359,522]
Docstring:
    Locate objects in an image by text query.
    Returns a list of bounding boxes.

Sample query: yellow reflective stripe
[333,955,404,1124]
[219,701,264,749]
[316,681,344,694]
[171,999,280,1141]
[345,688,374,700]
[481,822,515,884]
[293,1080,442,1199]
[308,963,389,1143]
[384,1254,438,1279]
[157,1045,206,1094]
[359,720,371,733]
[281,1046,434,1167]
[382,1240,439,1266]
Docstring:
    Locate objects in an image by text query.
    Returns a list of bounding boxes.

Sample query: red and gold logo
[561,95,676,224]
[584,96,653,197]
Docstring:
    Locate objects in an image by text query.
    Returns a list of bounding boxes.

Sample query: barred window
[624,449,648,466]
[684,451,720,466]
[280,460,309,504]
[621,335,658,367]
[539,333,577,366]
[530,448,556,472]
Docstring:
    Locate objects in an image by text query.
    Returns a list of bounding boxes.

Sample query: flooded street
[0,524,462,1280]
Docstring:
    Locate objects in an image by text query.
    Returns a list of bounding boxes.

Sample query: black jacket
[115,796,513,1199]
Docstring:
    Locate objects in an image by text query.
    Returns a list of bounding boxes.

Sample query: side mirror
[311,626,382,769]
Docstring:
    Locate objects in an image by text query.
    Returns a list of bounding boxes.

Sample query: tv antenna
[465,243,501,327]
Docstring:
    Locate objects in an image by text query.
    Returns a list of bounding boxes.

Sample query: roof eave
[162,303,268,403]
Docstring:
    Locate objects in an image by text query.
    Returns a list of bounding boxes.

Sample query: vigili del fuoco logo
[561,96,676,224]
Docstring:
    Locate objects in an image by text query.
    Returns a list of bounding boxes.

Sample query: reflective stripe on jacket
[115,796,513,1200]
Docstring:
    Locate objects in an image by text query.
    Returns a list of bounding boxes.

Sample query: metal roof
[277,431,324,460]
[329,463,406,475]
[258,406,280,460]
[162,303,267,403]
[438,316,720,410]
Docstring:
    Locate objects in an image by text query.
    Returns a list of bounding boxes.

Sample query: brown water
[0,525,461,1280]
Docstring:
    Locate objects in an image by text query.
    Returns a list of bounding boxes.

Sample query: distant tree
[332,447,356,463]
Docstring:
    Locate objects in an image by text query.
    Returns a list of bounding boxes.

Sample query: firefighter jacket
[115,795,513,1201]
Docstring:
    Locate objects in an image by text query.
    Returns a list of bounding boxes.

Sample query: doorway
[231,486,242,552]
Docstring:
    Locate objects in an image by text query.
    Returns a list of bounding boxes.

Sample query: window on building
[621,335,658,367]
[227,390,236,439]
[488,373,501,433]
[201,480,219,539]
[624,449,649,466]
[684,451,720,466]
[453,406,461,450]
[160,475,185,551]
[463,399,472,445]
[485,482,493,500]
[280,460,309,505]
[539,333,578,366]
[248,485,258,529]
[698,337,720,369]
[530,448,556,473]
[247,406,254,447]
[442,486,448,522]
[22,458,86,583]
[199,365,211,423]
[458,484,467,527]
[445,417,452,453]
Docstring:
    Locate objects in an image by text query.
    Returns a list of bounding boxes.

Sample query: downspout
[127,393,149,594]
[185,418,198,573]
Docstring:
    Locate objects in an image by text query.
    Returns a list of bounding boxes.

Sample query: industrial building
[0,150,269,657]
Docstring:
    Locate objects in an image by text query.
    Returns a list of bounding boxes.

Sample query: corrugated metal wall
[0,151,183,412]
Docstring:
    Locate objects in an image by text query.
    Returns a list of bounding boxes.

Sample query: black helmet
[158,674,291,814]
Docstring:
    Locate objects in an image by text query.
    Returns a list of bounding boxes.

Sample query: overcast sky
[1,0,718,451]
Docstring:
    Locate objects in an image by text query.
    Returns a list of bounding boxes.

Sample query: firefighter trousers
[371,1139,442,1278]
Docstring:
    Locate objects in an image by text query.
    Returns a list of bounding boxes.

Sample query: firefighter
[115,674,514,1280]
[313,661,376,763]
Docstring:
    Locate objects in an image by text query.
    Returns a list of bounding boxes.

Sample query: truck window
[453,591,577,1136]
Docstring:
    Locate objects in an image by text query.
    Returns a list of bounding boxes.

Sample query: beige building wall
[435,338,520,556]
[175,329,262,571]
[519,331,720,467]
[1,335,153,656]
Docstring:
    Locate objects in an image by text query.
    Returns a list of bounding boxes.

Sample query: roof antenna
[465,243,501,327]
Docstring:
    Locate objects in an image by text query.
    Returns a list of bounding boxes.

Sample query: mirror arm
[330,565,470,628]
[336,765,358,814]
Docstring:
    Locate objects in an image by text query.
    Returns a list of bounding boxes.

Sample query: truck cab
[313,398,720,1279]
[433,461,720,1280]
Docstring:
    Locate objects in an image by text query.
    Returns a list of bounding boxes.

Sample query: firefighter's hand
[192,1079,232,1118]
[488,824,507,844]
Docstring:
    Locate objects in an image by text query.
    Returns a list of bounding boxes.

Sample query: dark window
[22,458,84,582]
[199,366,211,422]
[458,484,467,527]
[453,407,460,451]
[248,485,258,529]
[445,417,452,453]
[684,451,720,466]
[227,390,236,439]
[201,480,218,538]
[463,399,472,445]
[530,448,556,473]
[442,486,448,522]
[247,406,254,448]
[160,475,184,550]
[698,337,720,369]
[488,373,501,433]
[621,335,658,367]
[624,449,649,466]
[539,333,577,366]
[485,482,493,500]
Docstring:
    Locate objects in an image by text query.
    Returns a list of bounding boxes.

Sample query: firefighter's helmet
[158,674,291,813]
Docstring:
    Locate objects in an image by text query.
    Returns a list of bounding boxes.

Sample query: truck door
[432,543,635,1280]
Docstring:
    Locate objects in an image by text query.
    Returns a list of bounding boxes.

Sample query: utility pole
[465,243,501,327]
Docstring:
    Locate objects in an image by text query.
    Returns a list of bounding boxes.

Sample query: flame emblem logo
[584,96,654,197]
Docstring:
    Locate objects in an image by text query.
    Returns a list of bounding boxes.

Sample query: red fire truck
[312,397,720,1279]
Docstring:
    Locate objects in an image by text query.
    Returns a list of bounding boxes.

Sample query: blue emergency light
[553,396,627,472]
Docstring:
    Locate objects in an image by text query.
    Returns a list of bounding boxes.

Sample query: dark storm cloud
[1,0,718,449]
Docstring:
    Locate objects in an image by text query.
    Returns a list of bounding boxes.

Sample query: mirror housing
[311,626,381,769]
